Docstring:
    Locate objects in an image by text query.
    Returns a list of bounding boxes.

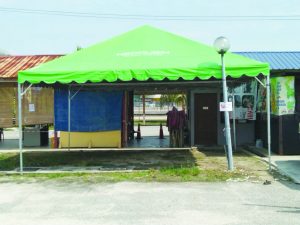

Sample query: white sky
[0,0,300,55]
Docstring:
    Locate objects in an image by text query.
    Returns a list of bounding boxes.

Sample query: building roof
[0,55,62,79]
[235,52,300,70]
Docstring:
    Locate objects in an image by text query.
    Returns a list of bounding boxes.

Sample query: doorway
[194,93,218,145]
[126,90,189,148]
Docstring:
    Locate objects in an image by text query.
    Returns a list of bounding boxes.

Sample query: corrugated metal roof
[235,52,300,70]
[0,55,62,79]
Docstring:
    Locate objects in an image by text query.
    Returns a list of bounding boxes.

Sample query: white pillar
[17,83,23,174]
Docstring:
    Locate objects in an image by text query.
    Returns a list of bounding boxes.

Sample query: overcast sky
[0,0,299,55]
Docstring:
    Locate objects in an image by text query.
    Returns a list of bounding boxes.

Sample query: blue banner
[54,89,123,132]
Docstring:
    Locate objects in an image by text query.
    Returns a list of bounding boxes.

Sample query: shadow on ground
[0,150,197,171]
[198,147,247,157]
[244,203,300,214]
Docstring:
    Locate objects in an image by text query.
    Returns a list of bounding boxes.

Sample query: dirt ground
[0,147,286,182]
[193,147,287,182]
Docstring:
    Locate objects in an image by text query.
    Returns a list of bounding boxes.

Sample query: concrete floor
[0,126,170,150]
[133,125,169,137]
[128,136,170,148]
[271,156,300,184]
[0,181,299,225]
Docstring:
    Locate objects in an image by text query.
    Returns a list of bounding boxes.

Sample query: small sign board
[219,102,232,112]
[29,103,35,112]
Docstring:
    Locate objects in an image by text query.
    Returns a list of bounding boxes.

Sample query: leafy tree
[160,94,186,110]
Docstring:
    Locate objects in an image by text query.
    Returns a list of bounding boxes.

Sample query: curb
[242,148,299,184]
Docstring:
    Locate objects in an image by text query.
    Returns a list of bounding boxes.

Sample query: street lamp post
[214,36,234,171]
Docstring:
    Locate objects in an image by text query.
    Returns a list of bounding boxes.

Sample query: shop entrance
[194,93,218,145]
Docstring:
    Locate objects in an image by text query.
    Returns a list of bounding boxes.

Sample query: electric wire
[0,6,300,21]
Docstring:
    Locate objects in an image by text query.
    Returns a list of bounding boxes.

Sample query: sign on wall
[219,102,232,112]
[228,80,257,120]
[270,76,295,115]
[257,78,267,113]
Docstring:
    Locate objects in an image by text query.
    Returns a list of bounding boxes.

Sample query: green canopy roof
[18,25,269,84]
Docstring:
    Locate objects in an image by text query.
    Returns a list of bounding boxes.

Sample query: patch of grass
[134,120,166,126]
[0,166,246,183]
[0,153,18,170]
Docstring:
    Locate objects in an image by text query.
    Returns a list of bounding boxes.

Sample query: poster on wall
[270,76,295,115]
[257,78,267,113]
[228,80,257,120]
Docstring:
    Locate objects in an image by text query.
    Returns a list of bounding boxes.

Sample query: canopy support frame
[232,90,237,151]
[266,74,272,171]
[68,85,71,151]
[67,85,83,150]
[255,76,266,88]
[18,83,33,174]
[255,76,272,171]
[16,74,270,173]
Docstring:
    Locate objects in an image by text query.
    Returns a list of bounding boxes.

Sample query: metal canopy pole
[142,94,146,125]
[68,85,71,151]
[17,83,33,174]
[232,91,237,151]
[221,53,234,171]
[266,74,272,171]
[17,83,23,174]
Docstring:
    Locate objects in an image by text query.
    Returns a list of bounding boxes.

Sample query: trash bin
[23,126,41,147]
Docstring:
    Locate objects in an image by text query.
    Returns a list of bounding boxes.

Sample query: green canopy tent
[17,25,271,172]
[19,25,269,83]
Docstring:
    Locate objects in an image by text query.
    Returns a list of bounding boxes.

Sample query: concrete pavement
[0,181,299,225]
[271,155,300,184]
[134,125,169,137]
[246,146,300,184]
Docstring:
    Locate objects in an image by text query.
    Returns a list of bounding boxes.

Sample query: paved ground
[0,181,299,225]
[247,146,300,184]
[128,136,170,148]
[134,125,169,137]
[271,156,300,184]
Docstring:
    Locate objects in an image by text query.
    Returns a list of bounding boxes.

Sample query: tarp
[18,25,269,84]
[54,90,123,132]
